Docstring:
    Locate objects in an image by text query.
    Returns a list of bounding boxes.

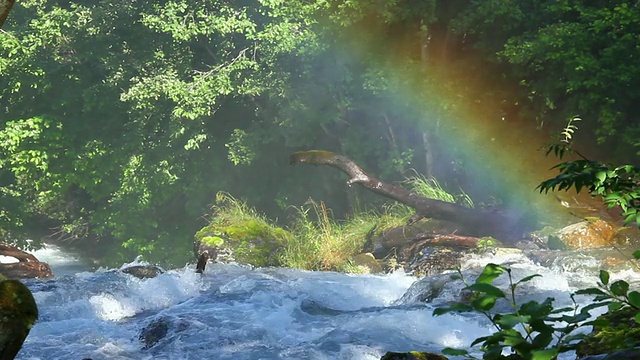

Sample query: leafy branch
[538,117,640,227]
[434,253,640,359]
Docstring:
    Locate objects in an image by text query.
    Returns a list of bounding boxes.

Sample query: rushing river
[16,245,640,360]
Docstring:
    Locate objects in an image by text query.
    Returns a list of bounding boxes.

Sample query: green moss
[201,236,225,247]
[577,306,640,357]
[0,279,38,359]
[476,236,500,249]
[195,192,294,267]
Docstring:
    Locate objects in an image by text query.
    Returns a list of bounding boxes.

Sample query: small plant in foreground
[434,263,610,360]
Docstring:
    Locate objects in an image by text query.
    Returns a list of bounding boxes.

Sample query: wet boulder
[350,253,383,274]
[120,265,165,279]
[139,317,170,349]
[555,219,619,249]
[0,278,38,359]
[0,243,53,279]
[138,315,190,350]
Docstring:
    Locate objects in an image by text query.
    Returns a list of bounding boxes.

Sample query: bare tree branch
[290,150,528,242]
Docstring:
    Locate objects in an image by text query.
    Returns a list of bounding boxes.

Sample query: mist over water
[18,246,638,360]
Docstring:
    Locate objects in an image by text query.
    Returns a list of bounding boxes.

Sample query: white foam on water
[29,243,93,277]
[17,248,640,360]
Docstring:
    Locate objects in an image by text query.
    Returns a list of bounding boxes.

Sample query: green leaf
[470,335,490,347]
[634,312,640,324]
[516,274,542,285]
[433,303,473,316]
[632,250,640,260]
[610,280,629,297]
[575,288,608,296]
[628,291,640,308]
[599,270,610,285]
[472,294,498,311]
[466,283,507,298]
[531,348,559,360]
[494,314,530,329]
[532,331,554,349]
[442,348,469,356]
[608,301,623,311]
[503,333,526,347]
[476,263,505,284]
[519,298,554,317]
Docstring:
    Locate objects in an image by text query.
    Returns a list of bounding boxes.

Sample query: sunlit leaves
[225,129,256,165]
[539,135,640,230]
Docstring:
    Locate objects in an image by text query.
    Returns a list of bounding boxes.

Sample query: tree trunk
[0,0,15,28]
[290,150,529,242]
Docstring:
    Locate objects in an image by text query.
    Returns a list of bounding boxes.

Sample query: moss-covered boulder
[194,193,294,267]
[380,351,448,360]
[0,278,38,359]
[576,306,640,358]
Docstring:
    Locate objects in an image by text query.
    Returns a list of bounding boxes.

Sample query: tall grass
[403,174,474,208]
[279,200,380,272]
[200,177,473,272]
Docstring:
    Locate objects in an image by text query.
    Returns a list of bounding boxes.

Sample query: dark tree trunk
[290,150,529,242]
[0,0,15,28]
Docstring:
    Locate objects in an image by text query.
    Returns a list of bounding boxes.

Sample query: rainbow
[328,13,591,228]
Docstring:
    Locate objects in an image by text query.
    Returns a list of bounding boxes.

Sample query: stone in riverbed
[120,265,165,279]
[555,219,618,249]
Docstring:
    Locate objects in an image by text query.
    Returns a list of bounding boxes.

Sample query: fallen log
[290,150,529,242]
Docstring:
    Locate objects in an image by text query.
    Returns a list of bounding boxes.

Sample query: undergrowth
[198,176,472,272]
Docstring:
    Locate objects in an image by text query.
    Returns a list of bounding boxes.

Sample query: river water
[16,245,640,360]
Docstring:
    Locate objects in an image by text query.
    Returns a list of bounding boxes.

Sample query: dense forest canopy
[1,0,639,266]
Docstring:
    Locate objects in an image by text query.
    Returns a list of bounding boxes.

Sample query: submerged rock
[0,278,38,359]
[0,243,53,279]
[120,265,165,279]
[138,315,190,350]
[395,273,458,304]
[139,317,170,349]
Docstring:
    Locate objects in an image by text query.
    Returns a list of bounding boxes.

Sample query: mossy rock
[380,351,448,360]
[195,219,294,267]
[0,278,38,359]
[576,306,640,358]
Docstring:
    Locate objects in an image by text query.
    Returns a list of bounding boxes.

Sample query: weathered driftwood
[290,150,526,242]
[0,243,54,279]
